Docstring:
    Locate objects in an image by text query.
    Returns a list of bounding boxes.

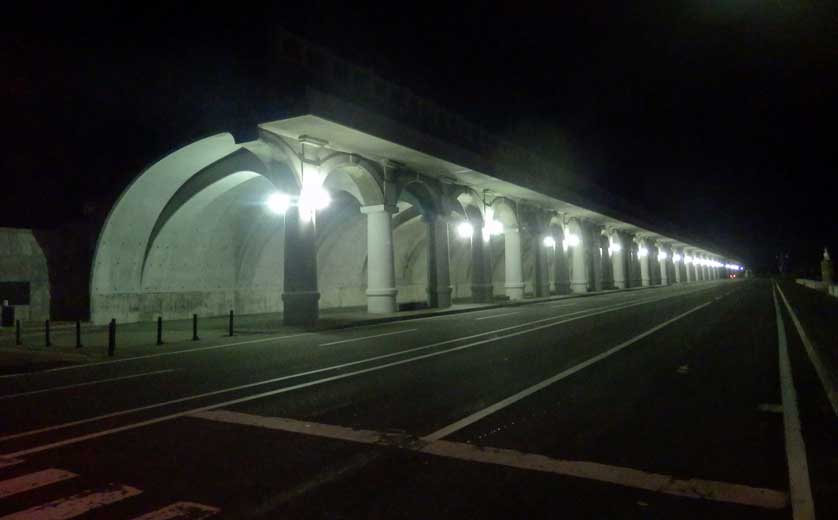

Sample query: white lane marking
[190,410,787,510]
[0,289,706,445]
[0,457,22,469]
[475,312,519,321]
[422,441,788,510]
[0,483,142,519]
[0,333,314,379]
[776,283,838,416]
[546,302,576,307]
[773,285,816,520]
[319,329,417,347]
[130,501,220,520]
[423,299,714,442]
[2,289,719,458]
[0,469,77,498]
[0,370,177,401]
[758,403,783,414]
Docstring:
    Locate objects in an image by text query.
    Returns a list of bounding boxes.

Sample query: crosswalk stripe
[130,501,220,520]
[0,483,141,519]
[0,458,22,469]
[0,469,77,498]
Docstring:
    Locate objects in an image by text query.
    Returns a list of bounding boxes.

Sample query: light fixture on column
[608,235,622,256]
[456,221,474,239]
[658,251,668,261]
[480,195,504,243]
[543,236,556,248]
[298,135,330,222]
[673,253,682,263]
[638,247,649,257]
[684,255,693,264]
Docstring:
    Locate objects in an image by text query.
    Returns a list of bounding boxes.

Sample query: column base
[505,282,525,300]
[641,278,651,287]
[570,282,587,294]
[471,283,494,303]
[367,287,398,314]
[554,282,572,295]
[282,291,320,326]
[428,286,453,308]
[613,280,626,289]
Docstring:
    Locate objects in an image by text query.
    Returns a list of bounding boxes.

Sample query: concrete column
[637,238,651,287]
[591,227,604,292]
[698,257,706,281]
[504,227,525,300]
[361,204,398,313]
[534,233,550,297]
[554,229,571,294]
[282,206,320,325]
[568,219,587,293]
[599,232,613,290]
[685,253,694,282]
[657,243,669,286]
[673,248,682,283]
[426,216,452,308]
[470,232,494,303]
[611,232,626,289]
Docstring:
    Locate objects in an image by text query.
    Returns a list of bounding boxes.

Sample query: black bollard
[156,316,163,346]
[45,320,51,347]
[192,314,199,341]
[75,320,83,349]
[108,319,116,357]
[228,310,234,337]
[15,320,21,346]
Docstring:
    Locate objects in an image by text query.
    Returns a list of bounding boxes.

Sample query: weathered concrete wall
[0,227,50,321]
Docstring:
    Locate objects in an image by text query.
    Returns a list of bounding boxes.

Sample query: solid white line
[319,329,417,347]
[0,469,78,498]
[190,410,787,510]
[423,299,714,441]
[0,332,314,379]
[475,312,519,321]
[773,285,816,520]
[130,501,220,520]
[0,483,142,519]
[776,283,838,416]
[2,288,718,458]
[0,370,177,400]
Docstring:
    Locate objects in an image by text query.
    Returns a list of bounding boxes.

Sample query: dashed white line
[0,483,142,519]
[0,469,78,499]
[0,370,177,400]
[130,501,220,520]
[319,329,417,347]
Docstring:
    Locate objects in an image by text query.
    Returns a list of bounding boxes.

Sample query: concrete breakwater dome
[91,111,743,326]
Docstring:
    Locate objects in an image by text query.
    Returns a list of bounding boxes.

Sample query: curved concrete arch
[320,153,384,207]
[490,197,519,230]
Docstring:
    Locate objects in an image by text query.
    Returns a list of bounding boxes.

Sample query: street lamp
[543,236,556,248]
[265,192,291,215]
[456,222,474,239]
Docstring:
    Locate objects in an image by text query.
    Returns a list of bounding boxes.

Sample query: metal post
[108,319,116,357]
[228,310,234,337]
[192,314,199,341]
[45,320,51,347]
[75,320,83,349]
[156,316,163,346]
[15,320,21,346]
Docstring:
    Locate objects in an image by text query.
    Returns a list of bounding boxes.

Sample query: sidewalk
[0,283,667,375]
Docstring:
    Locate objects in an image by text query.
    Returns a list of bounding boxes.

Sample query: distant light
[456,222,474,239]
[684,255,692,264]
[658,251,668,261]
[610,241,622,253]
[638,247,649,257]
[543,236,556,248]
[266,192,290,215]
[565,233,580,248]
[673,254,682,262]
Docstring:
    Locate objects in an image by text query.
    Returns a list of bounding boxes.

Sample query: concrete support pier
[426,216,452,308]
[504,227,525,300]
[361,204,398,313]
[282,206,320,325]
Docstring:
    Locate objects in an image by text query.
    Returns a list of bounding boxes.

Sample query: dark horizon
[3,3,836,274]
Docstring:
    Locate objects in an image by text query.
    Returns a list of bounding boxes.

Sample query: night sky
[3,2,836,274]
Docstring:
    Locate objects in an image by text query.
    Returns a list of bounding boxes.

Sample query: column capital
[360,204,398,215]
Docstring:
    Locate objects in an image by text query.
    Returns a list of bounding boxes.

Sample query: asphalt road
[0,279,833,519]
